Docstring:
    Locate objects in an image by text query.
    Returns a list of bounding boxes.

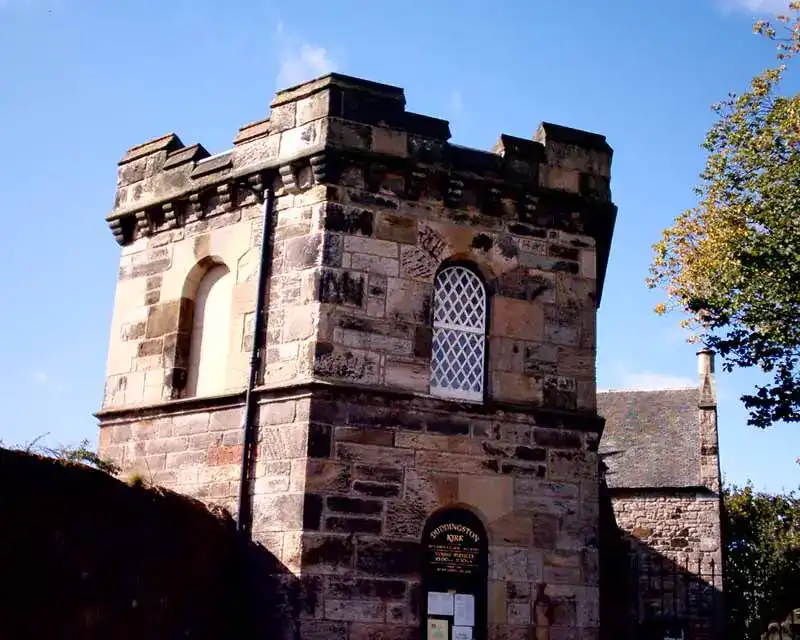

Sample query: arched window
[430,266,487,402]
[185,264,233,398]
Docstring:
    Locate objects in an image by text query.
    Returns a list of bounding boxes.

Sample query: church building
[96,73,722,639]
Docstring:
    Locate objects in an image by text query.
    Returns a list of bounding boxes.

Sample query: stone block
[545,306,580,346]
[207,444,241,466]
[415,451,493,475]
[299,533,355,574]
[458,475,514,523]
[356,539,420,577]
[260,399,296,425]
[171,412,211,436]
[209,407,243,431]
[164,450,206,469]
[489,513,533,547]
[254,474,291,494]
[260,423,308,460]
[385,277,432,324]
[492,371,544,404]
[376,213,416,244]
[252,493,304,531]
[339,328,412,355]
[395,432,482,455]
[316,270,366,307]
[399,245,438,281]
[325,517,382,535]
[326,577,408,600]
[489,547,528,581]
[295,91,331,126]
[337,443,414,467]
[354,464,403,484]
[543,376,578,410]
[144,437,188,455]
[327,496,383,516]
[344,236,398,258]
[384,360,429,392]
[492,297,544,341]
[489,581,508,624]
[353,481,401,498]
[350,624,416,640]
[371,127,408,157]
[145,299,186,339]
[549,450,596,481]
[279,120,326,160]
[284,234,322,271]
[299,459,352,493]
[532,428,581,449]
[282,305,317,342]
[385,500,428,539]
[580,249,596,279]
[350,253,399,277]
[544,167,580,193]
[328,119,371,151]
[335,426,394,447]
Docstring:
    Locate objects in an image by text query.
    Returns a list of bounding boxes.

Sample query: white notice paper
[453,594,475,627]
[427,591,454,616]
[452,626,472,640]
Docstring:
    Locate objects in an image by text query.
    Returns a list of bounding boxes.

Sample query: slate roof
[597,388,702,490]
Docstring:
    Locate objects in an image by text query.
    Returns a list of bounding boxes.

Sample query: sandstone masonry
[97,73,618,640]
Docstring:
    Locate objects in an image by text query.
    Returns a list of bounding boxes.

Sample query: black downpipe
[237,182,275,538]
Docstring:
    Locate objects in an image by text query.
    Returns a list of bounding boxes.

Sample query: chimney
[697,348,721,493]
[697,349,716,409]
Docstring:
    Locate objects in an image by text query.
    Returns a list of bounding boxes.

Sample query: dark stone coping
[271,73,406,108]
[162,143,210,170]
[119,133,184,165]
[537,122,613,155]
[190,151,233,178]
[95,380,606,434]
[234,118,271,145]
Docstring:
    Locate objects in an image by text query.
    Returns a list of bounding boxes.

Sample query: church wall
[97,73,618,640]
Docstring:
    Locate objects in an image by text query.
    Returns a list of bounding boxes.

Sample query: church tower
[97,73,617,639]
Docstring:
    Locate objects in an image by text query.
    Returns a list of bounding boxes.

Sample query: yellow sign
[427,618,448,640]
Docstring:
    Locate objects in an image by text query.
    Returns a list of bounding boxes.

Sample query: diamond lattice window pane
[433,267,486,333]
[430,266,486,402]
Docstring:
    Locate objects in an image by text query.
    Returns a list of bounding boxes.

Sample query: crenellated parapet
[106,73,616,296]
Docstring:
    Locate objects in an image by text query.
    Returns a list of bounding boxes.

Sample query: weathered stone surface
[301,533,355,574]
[356,539,420,577]
[98,74,636,640]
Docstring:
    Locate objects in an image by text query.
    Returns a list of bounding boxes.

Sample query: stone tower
[97,73,617,640]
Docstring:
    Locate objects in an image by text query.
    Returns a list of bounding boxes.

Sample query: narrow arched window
[430,266,487,402]
[185,264,233,398]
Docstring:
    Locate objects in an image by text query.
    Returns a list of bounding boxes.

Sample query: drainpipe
[237,180,276,538]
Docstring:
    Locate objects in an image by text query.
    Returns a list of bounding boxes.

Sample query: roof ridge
[597,386,697,393]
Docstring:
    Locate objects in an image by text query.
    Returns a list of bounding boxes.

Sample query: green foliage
[0,434,120,475]
[724,483,800,639]
[648,3,800,427]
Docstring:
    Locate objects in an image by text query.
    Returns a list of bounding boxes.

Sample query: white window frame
[430,266,487,403]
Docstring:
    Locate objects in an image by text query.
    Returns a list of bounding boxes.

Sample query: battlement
[107,74,615,271]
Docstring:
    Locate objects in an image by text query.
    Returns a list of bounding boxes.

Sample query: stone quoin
[95,73,722,639]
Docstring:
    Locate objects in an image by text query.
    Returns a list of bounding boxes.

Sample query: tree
[724,484,800,639]
[648,3,800,427]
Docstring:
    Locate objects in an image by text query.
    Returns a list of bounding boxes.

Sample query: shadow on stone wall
[599,477,724,640]
[0,448,302,640]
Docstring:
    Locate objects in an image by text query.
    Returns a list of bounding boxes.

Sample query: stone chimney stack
[697,349,720,492]
[698,348,716,409]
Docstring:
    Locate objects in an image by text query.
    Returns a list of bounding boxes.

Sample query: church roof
[597,388,702,490]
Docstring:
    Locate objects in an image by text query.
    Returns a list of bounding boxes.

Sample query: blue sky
[0,0,797,492]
